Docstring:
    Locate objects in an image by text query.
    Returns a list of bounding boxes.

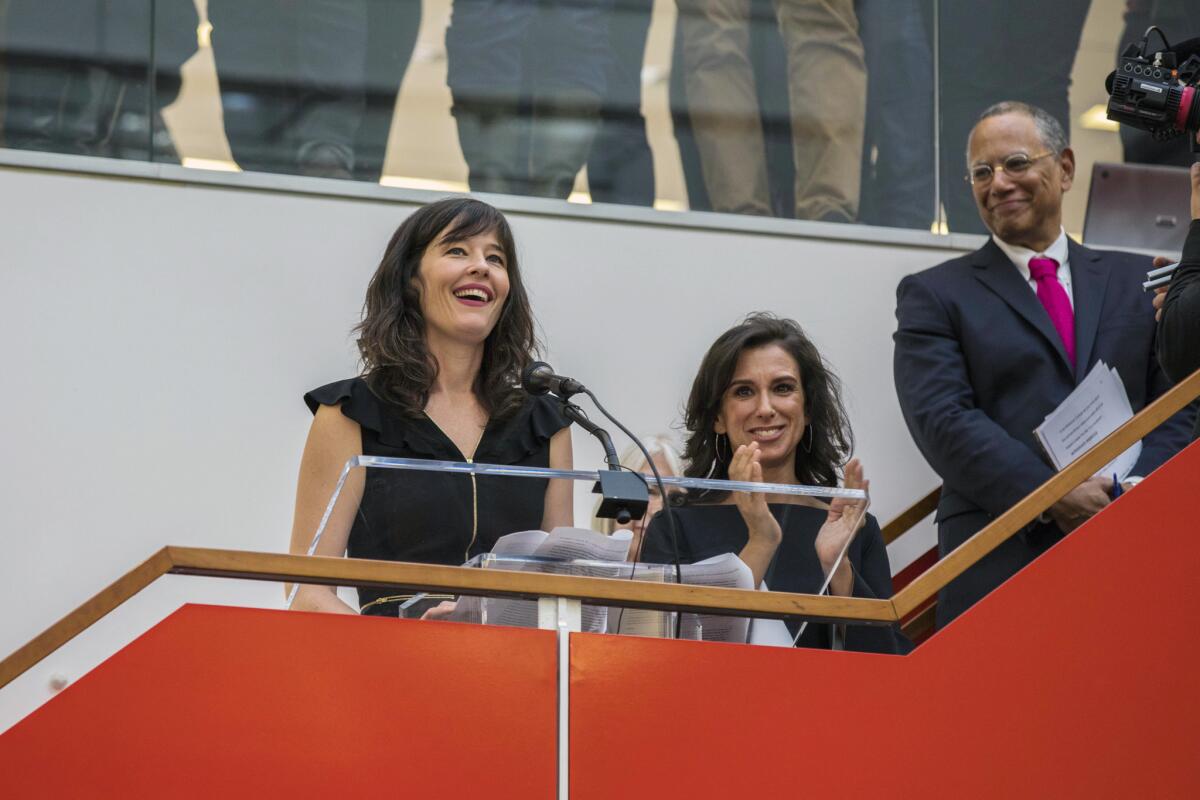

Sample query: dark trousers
[209,0,419,181]
[446,0,612,103]
[1,0,197,161]
[668,0,795,217]
[445,0,616,199]
[587,0,655,207]
[857,0,935,230]
[936,511,1064,628]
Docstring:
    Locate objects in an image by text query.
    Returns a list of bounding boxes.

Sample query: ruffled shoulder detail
[305,377,457,458]
[479,394,571,463]
[303,377,387,437]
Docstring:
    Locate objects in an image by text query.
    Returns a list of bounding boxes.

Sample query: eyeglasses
[965,151,1055,185]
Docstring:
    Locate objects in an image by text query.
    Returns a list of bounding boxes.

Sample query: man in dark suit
[893,101,1195,627]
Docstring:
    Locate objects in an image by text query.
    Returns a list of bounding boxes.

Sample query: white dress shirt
[992,227,1074,309]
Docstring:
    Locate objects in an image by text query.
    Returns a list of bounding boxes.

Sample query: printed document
[1034,361,1141,481]
[471,529,756,641]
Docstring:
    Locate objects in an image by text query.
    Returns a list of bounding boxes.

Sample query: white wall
[0,158,974,730]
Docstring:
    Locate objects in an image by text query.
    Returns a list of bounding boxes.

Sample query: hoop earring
[802,425,814,453]
[714,433,729,464]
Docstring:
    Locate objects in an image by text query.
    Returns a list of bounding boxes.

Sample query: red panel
[0,607,557,799]
[571,441,1200,798]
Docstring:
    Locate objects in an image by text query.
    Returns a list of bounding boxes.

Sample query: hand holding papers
[1034,361,1142,482]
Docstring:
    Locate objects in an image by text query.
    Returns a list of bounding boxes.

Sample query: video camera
[1105,28,1200,152]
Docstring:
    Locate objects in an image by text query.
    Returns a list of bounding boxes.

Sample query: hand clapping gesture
[729,442,782,540]
[728,442,783,586]
[813,458,870,597]
[729,445,870,597]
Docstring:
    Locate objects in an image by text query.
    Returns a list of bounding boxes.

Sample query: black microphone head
[522,361,553,395]
[1105,70,1116,94]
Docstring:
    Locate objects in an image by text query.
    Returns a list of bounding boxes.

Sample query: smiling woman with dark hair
[642,313,907,652]
[288,197,573,616]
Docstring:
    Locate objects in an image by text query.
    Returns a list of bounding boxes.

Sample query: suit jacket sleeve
[894,273,1056,516]
[1157,220,1200,385]
[1132,298,1196,475]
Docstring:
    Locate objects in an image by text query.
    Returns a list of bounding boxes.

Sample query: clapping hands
[728,441,783,546]
[814,459,869,596]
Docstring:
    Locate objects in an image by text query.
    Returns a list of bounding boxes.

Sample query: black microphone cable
[581,387,686,638]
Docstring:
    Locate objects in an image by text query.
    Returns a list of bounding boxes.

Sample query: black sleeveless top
[305,377,570,615]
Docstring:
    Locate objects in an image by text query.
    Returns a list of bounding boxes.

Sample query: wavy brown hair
[354,197,537,419]
[680,313,854,502]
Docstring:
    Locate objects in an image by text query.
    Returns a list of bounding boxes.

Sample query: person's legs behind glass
[775,0,867,223]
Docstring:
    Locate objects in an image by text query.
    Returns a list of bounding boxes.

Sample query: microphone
[522,361,586,398]
[519,360,684,628]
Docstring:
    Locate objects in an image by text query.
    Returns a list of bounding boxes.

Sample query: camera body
[1106,40,1200,144]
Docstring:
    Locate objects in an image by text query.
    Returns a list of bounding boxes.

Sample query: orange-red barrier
[0,608,557,798]
[2,442,1198,797]
[569,441,1200,798]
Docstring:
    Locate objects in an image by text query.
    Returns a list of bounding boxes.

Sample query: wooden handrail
[0,549,173,691]
[892,366,1200,618]
[881,486,941,545]
[166,547,894,622]
[0,546,898,691]
[3,369,1196,693]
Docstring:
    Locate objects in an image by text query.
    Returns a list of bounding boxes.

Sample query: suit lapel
[971,239,1073,374]
[1068,239,1109,383]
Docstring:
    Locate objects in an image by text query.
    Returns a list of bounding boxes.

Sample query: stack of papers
[1033,361,1142,481]
[468,527,755,642]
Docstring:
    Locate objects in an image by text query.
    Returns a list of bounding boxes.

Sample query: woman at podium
[288,197,574,615]
[642,313,907,652]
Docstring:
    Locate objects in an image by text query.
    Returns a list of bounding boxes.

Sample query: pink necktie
[1028,256,1075,368]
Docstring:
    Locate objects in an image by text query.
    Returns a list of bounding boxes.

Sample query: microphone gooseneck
[520,362,684,630]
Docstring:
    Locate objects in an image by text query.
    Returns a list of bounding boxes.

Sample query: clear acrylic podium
[461,553,700,638]
[290,454,870,644]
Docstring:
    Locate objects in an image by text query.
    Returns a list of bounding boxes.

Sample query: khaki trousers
[678,0,866,221]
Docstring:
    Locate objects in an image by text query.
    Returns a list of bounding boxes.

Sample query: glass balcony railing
[0,0,1193,238]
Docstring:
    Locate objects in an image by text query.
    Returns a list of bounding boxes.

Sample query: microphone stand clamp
[559,398,649,525]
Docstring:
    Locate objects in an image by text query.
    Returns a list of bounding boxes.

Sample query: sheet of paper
[473,532,763,643]
[747,578,797,647]
[475,530,549,630]
[536,527,632,564]
[678,553,754,644]
[478,528,633,632]
[1034,361,1142,482]
[489,529,549,557]
[748,618,795,647]
[607,564,671,638]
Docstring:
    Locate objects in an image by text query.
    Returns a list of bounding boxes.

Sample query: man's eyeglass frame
[965,151,1056,185]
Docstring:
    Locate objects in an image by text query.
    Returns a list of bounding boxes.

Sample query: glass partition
[1,0,1186,238]
[284,454,871,647]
